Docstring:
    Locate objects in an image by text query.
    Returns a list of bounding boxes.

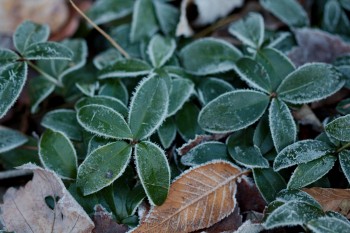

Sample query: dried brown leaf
[0,164,94,233]
[236,177,266,213]
[292,104,322,132]
[92,205,128,233]
[131,161,249,233]
[303,187,350,218]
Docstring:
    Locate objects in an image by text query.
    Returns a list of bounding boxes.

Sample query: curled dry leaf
[303,187,350,218]
[131,161,249,233]
[92,205,128,233]
[0,164,94,233]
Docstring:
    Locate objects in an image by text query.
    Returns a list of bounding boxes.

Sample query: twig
[69,0,130,59]
[0,169,33,180]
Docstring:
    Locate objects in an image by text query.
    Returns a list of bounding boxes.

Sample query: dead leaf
[303,188,350,218]
[292,104,323,132]
[288,28,350,67]
[131,161,249,233]
[0,163,94,233]
[233,220,264,233]
[236,177,266,213]
[92,205,128,233]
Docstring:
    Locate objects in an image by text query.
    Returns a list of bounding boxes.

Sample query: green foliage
[0,127,28,153]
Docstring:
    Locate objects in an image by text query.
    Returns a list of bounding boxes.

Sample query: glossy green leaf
[148,35,176,68]
[179,38,242,75]
[77,141,132,195]
[93,49,123,70]
[229,146,269,168]
[99,59,152,79]
[130,0,159,42]
[269,98,296,152]
[0,127,28,153]
[253,168,286,203]
[0,49,19,68]
[325,115,350,141]
[39,130,77,179]
[168,78,194,117]
[260,0,309,27]
[29,76,55,114]
[13,20,49,54]
[77,104,132,140]
[287,155,336,189]
[0,62,27,118]
[23,42,73,60]
[308,216,350,233]
[229,12,264,48]
[253,115,274,154]
[135,141,170,206]
[198,90,270,133]
[41,109,82,141]
[157,117,177,149]
[198,78,234,105]
[75,96,128,117]
[264,201,324,229]
[339,150,350,184]
[181,142,230,166]
[98,79,129,104]
[128,75,169,140]
[277,63,345,104]
[153,0,179,35]
[273,140,333,171]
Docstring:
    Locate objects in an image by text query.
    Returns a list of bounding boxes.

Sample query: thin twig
[0,169,33,180]
[69,0,130,59]
[27,61,61,86]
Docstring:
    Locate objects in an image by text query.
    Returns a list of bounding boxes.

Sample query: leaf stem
[69,0,130,59]
[336,141,350,153]
[27,61,62,87]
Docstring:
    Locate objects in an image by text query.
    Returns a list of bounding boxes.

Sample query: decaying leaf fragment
[0,164,94,233]
[131,161,248,233]
[92,205,128,233]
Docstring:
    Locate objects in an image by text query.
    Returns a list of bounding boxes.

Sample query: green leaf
[277,63,344,104]
[75,96,128,118]
[93,49,123,70]
[128,75,169,140]
[135,141,170,206]
[198,78,234,105]
[130,0,159,42]
[98,79,129,104]
[229,146,269,169]
[0,49,19,68]
[77,104,132,140]
[179,38,242,75]
[340,0,350,10]
[269,98,296,152]
[325,115,350,141]
[86,0,133,25]
[253,167,286,203]
[181,142,230,166]
[99,59,152,79]
[287,155,336,189]
[253,115,274,154]
[336,98,350,115]
[110,25,142,58]
[13,20,49,54]
[0,62,27,118]
[147,35,176,68]
[323,0,342,31]
[157,117,177,149]
[153,0,179,36]
[0,127,28,153]
[41,109,82,141]
[277,189,322,209]
[339,150,350,184]
[77,141,132,195]
[260,0,309,27]
[273,140,334,171]
[87,135,114,155]
[198,90,270,133]
[29,76,55,114]
[76,82,98,97]
[168,78,194,117]
[39,129,77,179]
[24,42,73,60]
[307,216,350,233]
[228,12,264,48]
[234,57,272,93]
[264,201,324,229]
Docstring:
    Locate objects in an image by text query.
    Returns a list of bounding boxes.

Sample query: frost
[325,114,350,142]
[0,127,28,153]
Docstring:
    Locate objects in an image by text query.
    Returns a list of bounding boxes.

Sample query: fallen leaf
[0,163,94,233]
[236,177,266,213]
[303,188,350,218]
[131,161,249,233]
[233,220,264,233]
[292,104,322,132]
[92,205,128,233]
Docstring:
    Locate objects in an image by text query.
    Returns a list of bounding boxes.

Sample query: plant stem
[336,141,350,153]
[69,0,130,59]
[27,61,61,86]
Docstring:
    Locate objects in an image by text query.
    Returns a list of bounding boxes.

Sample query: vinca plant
[1,0,350,232]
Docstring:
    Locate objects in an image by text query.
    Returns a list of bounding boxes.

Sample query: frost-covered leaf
[41,109,82,141]
[0,49,19,69]
[132,161,245,232]
[339,150,350,184]
[76,82,98,97]
[229,12,264,48]
[29,76,55,114]
[77,141,132,195]
[230,146,269,169]
[168,78,194,117]
[0,62,27,118]
[198,78,234,105]
[87,136,114,156]
[77,104,132,140]
[269,98,296,152]
[277,63,345,104]
[181,142,230,166]
[277,189,322,208]
[110,24,142,58]
[148,35,176,68]
[325,115,350,142]
[198,90,269,133]
[253,115,274,154]
[153,0,179,36]
[93,49,123,70]
[288,155,336,189]
[157,117,177,149]
[0,164,94,233]
[0,127,28,153]
[179,38,241,75]
[323,0,342,32]
[273,140,334,171]
[99,59,152,79]
[99,79,129,104]
[135,141,170,206]
[13,20,49,54]
[260,0,309,27]
[308,216,350,233]
[39,130,77,179]
[23,42,73,60]
[128,75,169,140]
